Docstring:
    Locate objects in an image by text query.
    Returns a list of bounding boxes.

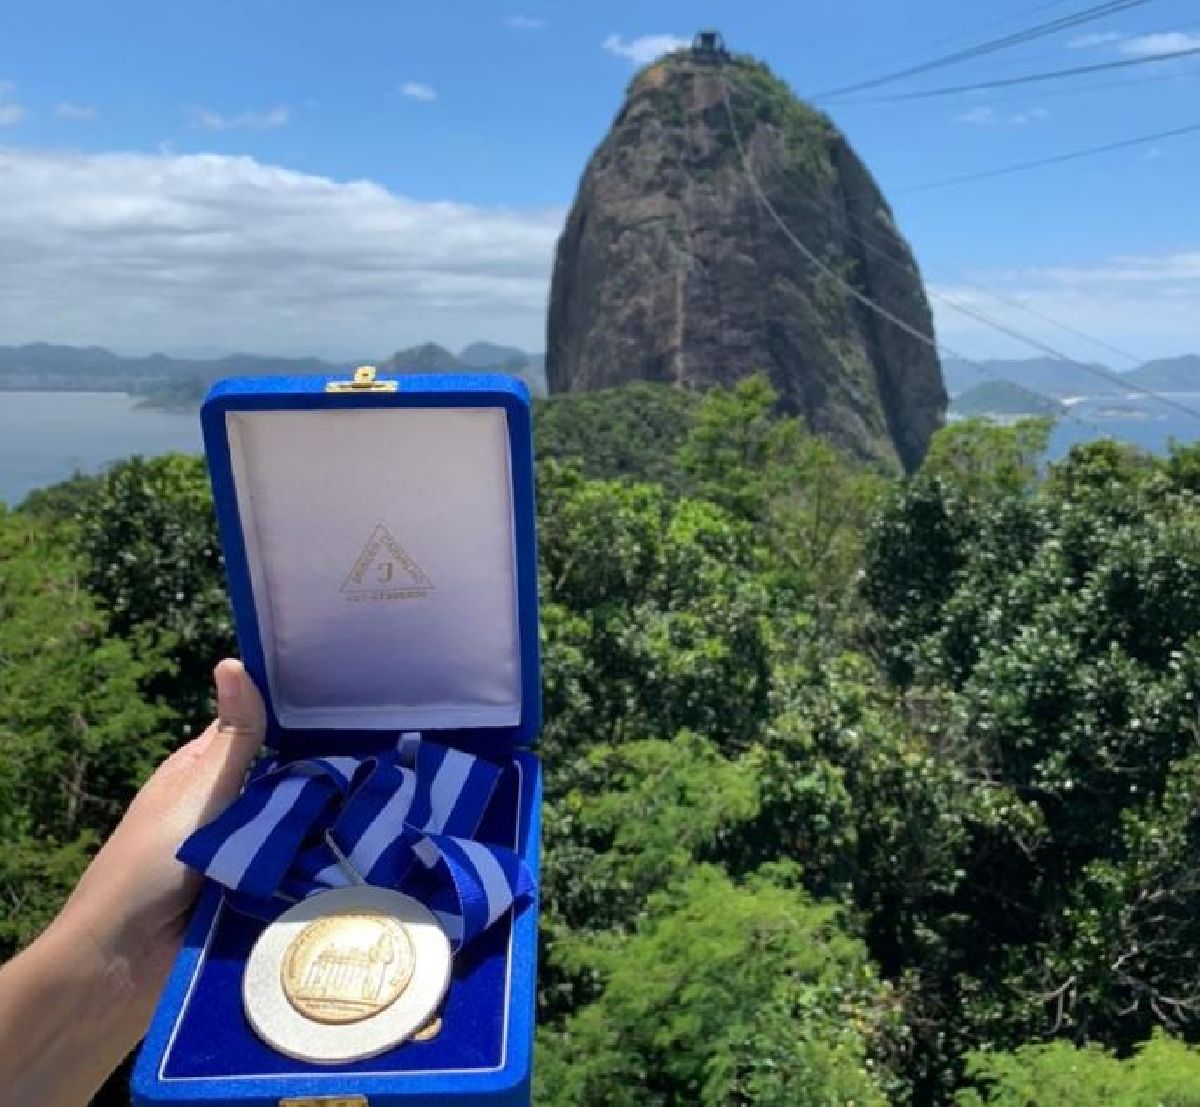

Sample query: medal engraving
[281,912,415,1024]
[243,885,453,1063]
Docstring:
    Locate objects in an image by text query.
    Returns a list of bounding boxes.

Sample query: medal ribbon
[177,734,533,952]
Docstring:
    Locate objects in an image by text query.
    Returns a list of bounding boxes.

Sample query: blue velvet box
[132,371,542,1106]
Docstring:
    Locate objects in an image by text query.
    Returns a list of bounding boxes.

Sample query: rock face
[546,53,946,470]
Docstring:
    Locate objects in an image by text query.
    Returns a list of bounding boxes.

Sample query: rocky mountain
[547,50,946,471]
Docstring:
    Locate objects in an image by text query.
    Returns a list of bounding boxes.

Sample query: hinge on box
[325,365,398,393]
[279,1097,368,1107]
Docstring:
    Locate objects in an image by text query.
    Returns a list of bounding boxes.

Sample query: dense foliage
[0,507,168,953]
[2,377,1199,1104]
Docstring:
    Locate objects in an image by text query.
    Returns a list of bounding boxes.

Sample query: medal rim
[243,886,452,1064]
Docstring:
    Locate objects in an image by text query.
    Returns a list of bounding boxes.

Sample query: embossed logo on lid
[341,523,434,602]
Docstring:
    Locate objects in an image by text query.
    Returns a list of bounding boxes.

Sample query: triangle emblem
[341,523,434,601]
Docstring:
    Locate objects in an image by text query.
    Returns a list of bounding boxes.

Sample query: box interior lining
[227,407,522,732]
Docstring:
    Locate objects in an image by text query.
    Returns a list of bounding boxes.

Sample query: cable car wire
[810,0,1153,101]
[857,43,1200,102]
[718,73,1200,424]
[898,119,1200,191]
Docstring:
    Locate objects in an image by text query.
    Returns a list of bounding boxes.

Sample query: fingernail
[215,662,242,709]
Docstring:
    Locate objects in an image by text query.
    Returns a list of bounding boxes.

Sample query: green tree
[0,508,168,957]
[862,423,1200,1096]
[533,382,699,489]
[75,454,234,726]
[16,469,103,524]
[536,462,774,774]
[538,865,902,1107]
[956,1033,1200,1106]
[679,375,884,622]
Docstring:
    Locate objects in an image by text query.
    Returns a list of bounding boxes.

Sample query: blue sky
[0,0,1197,362]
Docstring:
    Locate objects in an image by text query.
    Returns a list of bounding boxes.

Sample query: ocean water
[0,392,201,507]
[1045,392,1200,461]
[1,390,1199,509]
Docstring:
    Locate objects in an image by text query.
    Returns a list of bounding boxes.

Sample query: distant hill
[0,338,548,405]
[941,355,1200,402]
[495,353,548,397]
[378,343,462,374]
[13,342,1187,415]
[0,343,343,394]
[940,357,1124,399]
[377,342,547,396]
[459,342,527,369]
[1124,355,1200,392]
[950,380,1064,418]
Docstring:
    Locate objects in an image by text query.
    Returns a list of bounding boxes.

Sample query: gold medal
[281,910,416,1024]
[243,886,452,1064]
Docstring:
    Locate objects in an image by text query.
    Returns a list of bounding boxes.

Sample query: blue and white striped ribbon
[177,735,533,952]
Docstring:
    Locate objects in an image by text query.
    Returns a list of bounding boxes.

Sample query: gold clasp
[325,365,398,393]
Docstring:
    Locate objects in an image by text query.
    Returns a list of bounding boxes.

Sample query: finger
[210,658,268,789]
[135,659,268,828]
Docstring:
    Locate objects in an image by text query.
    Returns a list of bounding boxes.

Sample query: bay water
[0,392,201,507]
[1,389,1199,509]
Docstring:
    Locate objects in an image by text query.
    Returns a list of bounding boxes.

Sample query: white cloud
[1012,253,1200,286]
[399,81,437,102]
[1010,107,1051,125]
[956,105,1050,126]
[1118,31,1200,57]
[602,33,689,66]
[0,81,27,126]
[957,106,996,126]
[505,14,544,29]
[55,101,98,121]
[0,148,563,354]
[1067,31,1122,49]
[191,105,291,131]
[1067,29,1200,57]
[930,250,1200,360]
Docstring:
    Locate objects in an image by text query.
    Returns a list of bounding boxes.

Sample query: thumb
[209,658,268,793]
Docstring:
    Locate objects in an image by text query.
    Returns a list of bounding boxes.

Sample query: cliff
[546,51,946,470]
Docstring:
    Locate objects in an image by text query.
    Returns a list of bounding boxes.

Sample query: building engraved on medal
[341,522,434,602]
[281,911,416,1024]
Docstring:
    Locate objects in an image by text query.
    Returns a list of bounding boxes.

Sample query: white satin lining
[226,407,522,731]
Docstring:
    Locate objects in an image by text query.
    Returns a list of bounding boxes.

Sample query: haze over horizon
[0,0,1197,363]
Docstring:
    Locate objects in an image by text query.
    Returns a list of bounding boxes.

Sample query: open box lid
[201,370,541,749]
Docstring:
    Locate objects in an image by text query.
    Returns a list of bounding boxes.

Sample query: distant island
[949,380,1064,419]
[0,340,548,411]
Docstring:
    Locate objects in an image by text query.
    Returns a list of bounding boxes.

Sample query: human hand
[0,658,267,1107]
